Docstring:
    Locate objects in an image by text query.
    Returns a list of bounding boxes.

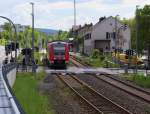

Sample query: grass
[127,73,150,88]
[88,58,105,67]
[13,71,56,114]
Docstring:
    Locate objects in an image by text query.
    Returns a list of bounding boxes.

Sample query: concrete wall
[6,68,16,88]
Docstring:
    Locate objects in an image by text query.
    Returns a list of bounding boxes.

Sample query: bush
[100,56,105,61]
[91,49,100,59]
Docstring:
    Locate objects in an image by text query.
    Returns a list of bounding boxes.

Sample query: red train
[47,41,69,68]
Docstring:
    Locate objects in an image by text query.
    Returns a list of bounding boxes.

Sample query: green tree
[122,18,136,49]
[3,22,13,41]
[137,5,150,52]
[52,30,69,41]
[121,5,150,52]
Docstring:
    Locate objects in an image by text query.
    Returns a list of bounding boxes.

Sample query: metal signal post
[135,5,140,73]
[30,2,36,73]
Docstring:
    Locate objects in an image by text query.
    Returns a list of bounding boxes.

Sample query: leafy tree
[137,5,150,52]
[3,22,13,41]
[51,30,69,41]
[121,5,150,52]
[122,18,136,49]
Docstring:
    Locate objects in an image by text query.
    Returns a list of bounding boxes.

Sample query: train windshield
[53,43,65,55]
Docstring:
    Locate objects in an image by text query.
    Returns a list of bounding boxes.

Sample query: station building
[72,16,131,55]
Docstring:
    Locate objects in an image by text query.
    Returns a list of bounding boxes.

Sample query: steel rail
[71,56,150,104]
[71,75,132,114]
[100,73,150,95]
[70,57,85,67]
[57,74,103,114]
[95,74,150,104]
[70,55,90,67]
[58,74,132,114]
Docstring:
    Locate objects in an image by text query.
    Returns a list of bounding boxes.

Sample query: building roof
[94,16,129,29]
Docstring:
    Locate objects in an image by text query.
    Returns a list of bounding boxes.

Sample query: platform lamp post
[135,5,140,74]
[115,15,119,64]
[0,16,17,62]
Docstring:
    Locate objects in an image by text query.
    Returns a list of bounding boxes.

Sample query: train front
[48,41,69,68]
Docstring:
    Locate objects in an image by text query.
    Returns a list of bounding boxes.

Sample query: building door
[94,40,110,52]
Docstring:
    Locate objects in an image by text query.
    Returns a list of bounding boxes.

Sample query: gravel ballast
[76,74,150,114]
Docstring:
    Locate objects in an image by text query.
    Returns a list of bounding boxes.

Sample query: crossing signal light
[11,42,19,51]
[5,44,11,56]
[21,48,32,55]
[11,42,15,51]
[125,49,134,56]
[5,44,11,51]
[16,42,19,49]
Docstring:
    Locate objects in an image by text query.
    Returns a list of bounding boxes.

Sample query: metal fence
[2,63,26,114]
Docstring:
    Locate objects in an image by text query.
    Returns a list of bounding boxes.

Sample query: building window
[113,32,116,39]
[106,32,110,39]
[112,46,115,49]
[106,32,117,39]
[89,34,91,39]
[85,33,91,40]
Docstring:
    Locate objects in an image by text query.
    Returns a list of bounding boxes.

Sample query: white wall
[92,17,131,51]
[6,68,16,88]
[84,16,131,54]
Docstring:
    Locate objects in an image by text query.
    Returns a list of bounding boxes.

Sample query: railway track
[71,55,150,104]
[70,55,89,68]
[57,74,132,114]
[95,74,150,104]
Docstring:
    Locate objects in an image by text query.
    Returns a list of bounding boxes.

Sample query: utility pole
[115,15,119,64]
[73,0,78,52]
[74,0,76,26]
[30,2,35,73]
[135,5,139,73]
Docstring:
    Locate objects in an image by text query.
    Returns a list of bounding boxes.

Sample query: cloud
[0,0,149,30]
[102,0,122,4]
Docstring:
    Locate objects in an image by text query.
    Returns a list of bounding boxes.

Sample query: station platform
[0,69,14,114]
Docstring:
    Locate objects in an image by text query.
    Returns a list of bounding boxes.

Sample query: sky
[0,0,149,30]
